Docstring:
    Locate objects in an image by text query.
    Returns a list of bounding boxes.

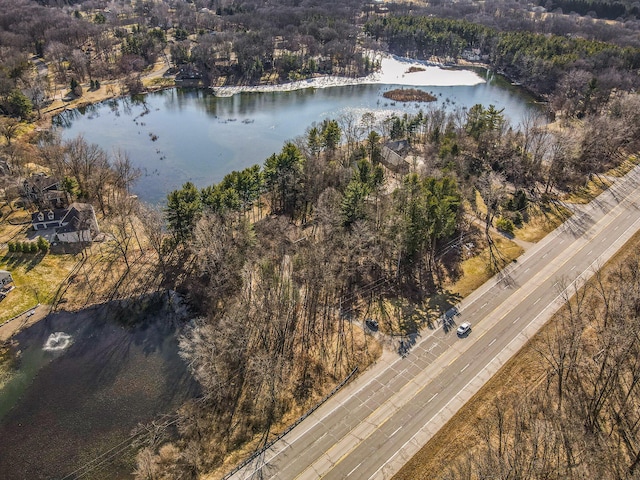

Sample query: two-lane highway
[230,165,640,480]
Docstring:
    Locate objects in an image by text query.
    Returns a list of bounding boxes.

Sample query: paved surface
[229,165,640,480]
[0,304,48,342]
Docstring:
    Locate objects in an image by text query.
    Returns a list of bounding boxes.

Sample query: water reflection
[56,80,539,204]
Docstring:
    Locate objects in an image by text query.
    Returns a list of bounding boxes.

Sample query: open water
[55,72,540,204]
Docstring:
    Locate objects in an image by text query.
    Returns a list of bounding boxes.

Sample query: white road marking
[365,195,640,480]
[488,338,497,347]
[481,302,488,308]
[390,426,403,438]
[587,250,593,255]
[428,393,439,403]
[559,238,565,245]
[614,225,619,231]
[524,267,530,273]
[347,462,362,477]
[461,363,469,372]
[570,265,577,271]
[533,298,541,305]
[512,316,521,324]
[542,252,549,259]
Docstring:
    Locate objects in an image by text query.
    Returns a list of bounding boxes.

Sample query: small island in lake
[382,88,437,102]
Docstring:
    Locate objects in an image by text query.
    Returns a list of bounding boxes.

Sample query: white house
[0,270,14,300]
[31,208,68,230]
[31,202,100,243]
[0,270,13,287]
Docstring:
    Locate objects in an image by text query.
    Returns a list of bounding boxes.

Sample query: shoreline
[38,53,488,128]
[210,53,486,97]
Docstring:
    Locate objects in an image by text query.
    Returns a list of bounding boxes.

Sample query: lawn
[0,251,79,323]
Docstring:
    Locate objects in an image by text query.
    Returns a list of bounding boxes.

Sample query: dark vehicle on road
[365,318,379,331]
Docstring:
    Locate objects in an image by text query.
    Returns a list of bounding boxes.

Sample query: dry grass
[563,175,612,204]
[515,201,571,243]
[447,235,523,298]
[370,297,434,336]
[392,222,640,480]
[0,222,28,245]
[145,77,175,88]
[472,189,488,217]
[55,241,162,311]
[607,155,639,177]
[0,207,164,322]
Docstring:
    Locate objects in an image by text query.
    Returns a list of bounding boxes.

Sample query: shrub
[36,236,50,253]
[513,211,524,227]
[29,242,38,253]
[496,217,515,235]
[7,241,15,253]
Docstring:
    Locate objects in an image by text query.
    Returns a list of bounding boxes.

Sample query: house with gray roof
[22,173,66,208]
[31,202,99,243]
[0,270,13,287]
[0,270,14,300]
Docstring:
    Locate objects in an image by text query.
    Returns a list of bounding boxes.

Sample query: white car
[457,322,471,336]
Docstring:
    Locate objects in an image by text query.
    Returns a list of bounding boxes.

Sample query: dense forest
[540,0,640,20]
[0,0,375,108]
[3,0,640,118]
[365,15,640,99]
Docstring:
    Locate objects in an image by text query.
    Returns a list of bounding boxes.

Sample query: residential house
[22,173,66,208]
[381,140,410,174]
[0,270,14,300]
[0,270,13,287]
[55,203,99,243]
[31,202,100,243]
[32,208,68,230]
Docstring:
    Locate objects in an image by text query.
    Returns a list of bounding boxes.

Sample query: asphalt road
[230,165,640,480]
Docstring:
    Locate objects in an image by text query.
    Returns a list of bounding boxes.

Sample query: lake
[55,72,540,204]
[5,68,539,479]
[0,298,199,479]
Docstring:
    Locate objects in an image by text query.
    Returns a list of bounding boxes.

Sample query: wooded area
[2,0,640,477]
[365,15,640,99]
[133,87,640,476]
